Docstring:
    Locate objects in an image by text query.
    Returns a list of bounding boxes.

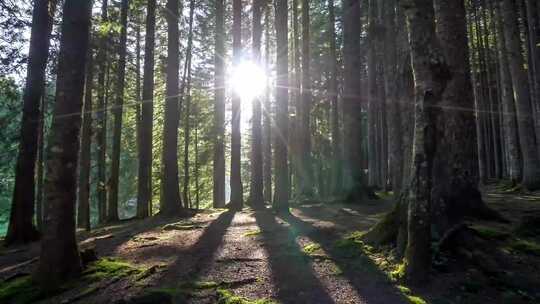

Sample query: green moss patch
[243,229,261,237]
[0,275,42,304]
[471,226,510,240]
[83,257,142,282]
[302,243,321,254]
[508,239,540,256]
[217,288,277,304]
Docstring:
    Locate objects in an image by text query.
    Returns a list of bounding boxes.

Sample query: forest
[0,0,540,302]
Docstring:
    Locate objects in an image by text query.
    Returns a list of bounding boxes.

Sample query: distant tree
[35,0,92,289]
[6,0,57,245]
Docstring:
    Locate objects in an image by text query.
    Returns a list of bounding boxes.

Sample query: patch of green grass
[243,229,261,237]
[302,243,321,254]
[83,258,142,281]
[405,295,427,304]
[217,288,277,304]
[508,239,540,256]
[391,263,406,281]
[472,226,510,240]
[0,275,42,304]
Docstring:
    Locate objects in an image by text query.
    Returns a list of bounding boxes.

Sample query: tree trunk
[230,0,243,210]
[6,0,57,245]
[297,0,313,198]
[342,0,368,201]
[107,0,129,222]
[77,47,94,231]
[35,0,92,289]
[501,0,540,190]
[213,0,226,208]
[137,0,156,218]
[160,0,183,214]
[367,0,378,187]
[328,0,342,195]
[250,0,264,208]
[36,93,46,232]
[524,0,540,151]
[494,0,522,183]
[96,0,109,224]
[263,7,273,204]
[182,0,194,208]
[273,0,290,213]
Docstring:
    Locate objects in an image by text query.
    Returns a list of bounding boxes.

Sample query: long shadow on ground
[254,210,336,304]
[279,212,409,304]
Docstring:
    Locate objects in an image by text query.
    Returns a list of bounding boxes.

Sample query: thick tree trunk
[230,0,243,210]
[250,0,264,208]
[524,0,540,152]
[35,0,92,289]
[501,0,540,190]
[96,0,108,223]
[213,0,226,208]
[297,0,313,198]
[367,0,378,187]
[137,0,156,218]
[6,0,57,245]
[160,0,184,214]
[263,7,272,204]
[182,0,194,209]
[273,0,290,213]
[494,0,522,183]
[107,0,129,222]
[77,47,94,231]
[36,93,46,232]
[342,0,368,201]
[328,0,342,195]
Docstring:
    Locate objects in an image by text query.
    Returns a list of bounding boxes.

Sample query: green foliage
[216,289,277,304]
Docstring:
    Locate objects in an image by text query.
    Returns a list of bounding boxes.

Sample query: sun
[231,60,267,101]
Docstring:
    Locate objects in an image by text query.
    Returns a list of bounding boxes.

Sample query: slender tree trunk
[35,0,92,289]
[494,0,522,183]
[195,105,200,210]
[297,0,313,198]
[36,93,46,232]
[160,0,184,213]
[213,0,226,208]
[250,0,264,208]
[342,0,368,201]
[273,0,290,213]
[107,0,129,222]
[96,0,108,223]
[137,0,156,218]
[77,47,94,231]
[328,0,342,195]
[182,0,194,208]
[6,0,57,245]
[230,0,243,210]
[367,0,378,187]
[501,0,540,190]
[263,7,272,204]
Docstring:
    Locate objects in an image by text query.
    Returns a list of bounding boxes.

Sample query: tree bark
[213,0,226,208]
[501,0,540,190]
[263,6,272,204]
[342,0,368,201]
[137,0,156,218]
[35,0,92,289]
[36,93,46,232]
[230,0,243,210]
[107,0,129,222]
[160,0,184,214]
[77,46,94,231]
[182,0,194,208]
[6,0,57,245]
[273,0,290,213]
[250,0,264,208]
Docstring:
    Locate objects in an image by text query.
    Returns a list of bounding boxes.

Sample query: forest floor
[1,183,540,304]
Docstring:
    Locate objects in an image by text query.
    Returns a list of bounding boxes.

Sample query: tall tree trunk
[35,0,92,289]
[6,0,57,245]
[524,0,540,149]
[230,0,243,210]
[194,105,200,210]
[298,0,313,198]
[137,0,156,218]
[36,92,46,232]
[383,0,403,194]
[96,0,108,224]
[342,0,368,201]
[367,0,378,187]
[160,0,183,214]
[273,0,290,213]
[401,0,449,284]
[250,0,264,208]
[291,0,301,196]
[182,0,194,208]
[263,7,272,204]
[77,47,94,231]
[501,0,540,190]
[328,0,342,195]
[213,0,226,208]
[493,0,522,183]
[107,0,129,222]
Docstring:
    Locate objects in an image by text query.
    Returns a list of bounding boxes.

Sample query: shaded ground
[1,183,539,303]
